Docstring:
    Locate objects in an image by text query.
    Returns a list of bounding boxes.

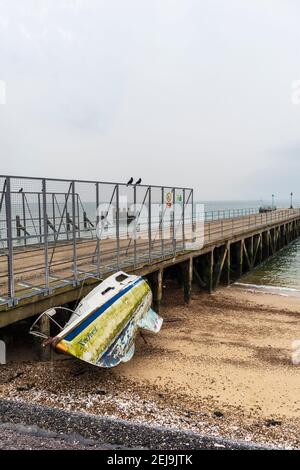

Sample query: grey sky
[0,0,300,200]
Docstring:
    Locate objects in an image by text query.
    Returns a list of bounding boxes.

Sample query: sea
[236,238,300,296]
[210,199,300,298]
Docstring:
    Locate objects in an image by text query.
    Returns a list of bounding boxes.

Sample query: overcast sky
[0,0,300,200]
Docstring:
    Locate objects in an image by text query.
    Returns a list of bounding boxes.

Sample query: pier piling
[151,269,163,314]
[36,314,51,362]
[182,258,193,304]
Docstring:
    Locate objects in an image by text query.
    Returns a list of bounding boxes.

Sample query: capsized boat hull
[53,273,163,368]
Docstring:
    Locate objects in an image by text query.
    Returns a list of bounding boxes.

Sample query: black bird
[127,177,134,186]
[135,178,142,185]
[18,188,23,193]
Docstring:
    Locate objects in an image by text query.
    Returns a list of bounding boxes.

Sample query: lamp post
[272,194,275,210]
[290,192,293,209]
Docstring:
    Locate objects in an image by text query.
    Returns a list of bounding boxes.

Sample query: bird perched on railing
[127,177,133,186]
[135,178,142,185]
[18,188,23,193]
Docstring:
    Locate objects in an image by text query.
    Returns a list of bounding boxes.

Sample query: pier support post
[280,226,284,248]
[36,315,51,362]
[263,231,269,259]
[193,257,206,290]
[259,234,263,263]
[239,240,243,277]
[209,249,214,293]
[213,246,228,288]
[182,257,193,304]
[253,234,260,266]
[276,227,280,251]
[249,236,254,267]
[226,242,231,286]
[269,229,275,254]
[151,269,163,314]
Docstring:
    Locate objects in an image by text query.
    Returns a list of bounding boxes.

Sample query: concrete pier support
[182,258,193,304]
[151,269,163,314]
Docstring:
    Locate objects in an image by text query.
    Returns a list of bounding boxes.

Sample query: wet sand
[120,286,300,418]
[0,283,300,448]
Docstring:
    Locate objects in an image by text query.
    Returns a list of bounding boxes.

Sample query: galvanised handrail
[204,207,259,221]
[0,174,193,191]
[204,208,300,242]
[0,175,194,305]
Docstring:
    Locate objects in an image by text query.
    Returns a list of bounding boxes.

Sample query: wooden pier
[1,174,300,331]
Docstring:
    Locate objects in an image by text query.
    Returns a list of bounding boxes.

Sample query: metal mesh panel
[5,174,297,307]
[0,176,7,303]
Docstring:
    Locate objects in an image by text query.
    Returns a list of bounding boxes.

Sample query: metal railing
[1,174,300,307]
[203,208,300,242]
[205,207,259,221]
[0,175,194,305]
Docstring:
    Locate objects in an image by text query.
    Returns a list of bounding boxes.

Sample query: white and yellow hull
[52,274,162,367]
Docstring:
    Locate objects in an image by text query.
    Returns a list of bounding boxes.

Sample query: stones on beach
[265,419,282,427]
[3,371,24,384]
[16,384,34,392]
[213,410,224,418]
[0,361,297,449]
[72,368,87,377]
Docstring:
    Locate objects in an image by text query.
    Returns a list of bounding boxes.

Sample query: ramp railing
[0,175,193,305]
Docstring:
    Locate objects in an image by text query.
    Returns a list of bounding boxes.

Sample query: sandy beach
[0,282,300,448]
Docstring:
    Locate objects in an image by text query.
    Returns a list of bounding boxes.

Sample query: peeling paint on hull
[30,272,163,368]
